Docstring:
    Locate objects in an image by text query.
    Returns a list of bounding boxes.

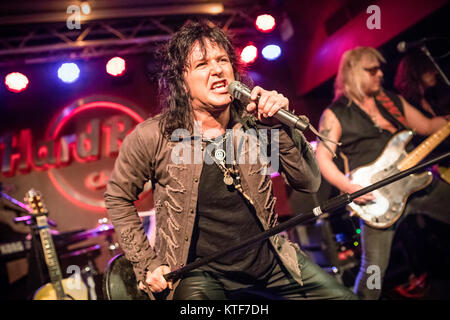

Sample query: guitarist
[394,48,450,286]
[315,46,448,300]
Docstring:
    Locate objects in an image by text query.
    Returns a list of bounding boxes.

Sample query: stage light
[208,3,224,14]
[58,63,80,83]
[81,2,91,15]
[240,44,258,64]
[262,44,281,61]
[255,14,276,33]
[106,57,126,76]
[5,72,29,93]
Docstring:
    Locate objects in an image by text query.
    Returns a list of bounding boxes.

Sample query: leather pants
[173,251,358,300]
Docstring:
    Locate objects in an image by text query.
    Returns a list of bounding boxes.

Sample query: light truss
[0,4,262,67]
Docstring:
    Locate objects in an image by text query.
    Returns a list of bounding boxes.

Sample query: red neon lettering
[75,119,100,162]
[1,115,138,177]
[103,115,134,157]
[1,130,33,176]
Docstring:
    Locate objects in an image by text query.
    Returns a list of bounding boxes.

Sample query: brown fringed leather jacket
[104,109,321,299]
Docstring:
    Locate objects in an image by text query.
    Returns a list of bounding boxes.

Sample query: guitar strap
[375,90,409,130]
[340,91,409,177]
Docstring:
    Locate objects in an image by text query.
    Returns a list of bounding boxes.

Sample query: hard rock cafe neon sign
[0,97,145,212]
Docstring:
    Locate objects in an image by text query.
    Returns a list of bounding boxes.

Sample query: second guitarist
[316,47,448,300]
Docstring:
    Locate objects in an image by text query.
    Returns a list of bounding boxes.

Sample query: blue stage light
[58,63,80,83]
[262,44,281,61]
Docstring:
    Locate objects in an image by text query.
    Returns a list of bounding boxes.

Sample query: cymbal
[60,244,101,259]
[0,223,114,262]
[61,224,115,244]
[53,224,114,248]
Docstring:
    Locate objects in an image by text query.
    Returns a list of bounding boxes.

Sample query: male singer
[105,20,357,300]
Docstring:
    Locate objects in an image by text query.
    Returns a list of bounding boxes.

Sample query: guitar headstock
[24,188,48,216]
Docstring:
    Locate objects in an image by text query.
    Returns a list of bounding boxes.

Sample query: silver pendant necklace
[202,132,254,204]
[202,131,230,162]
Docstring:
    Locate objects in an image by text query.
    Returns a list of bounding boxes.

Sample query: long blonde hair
[334,46,386,104]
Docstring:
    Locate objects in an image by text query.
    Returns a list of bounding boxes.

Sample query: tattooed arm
[315,109,374,204]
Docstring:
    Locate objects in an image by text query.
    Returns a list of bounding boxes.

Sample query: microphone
[397,38,428,53]
[228,81,310,131]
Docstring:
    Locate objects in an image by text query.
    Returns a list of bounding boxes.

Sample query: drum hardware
[90,218,120,257]
[59,244,101,259]
[3,219,115,261]
[107,238,120,257]
[61,220,115,244]
[82,260,99,300]
[58,244,102,300]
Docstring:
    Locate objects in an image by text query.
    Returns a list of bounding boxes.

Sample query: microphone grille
[228,81,252,102]
[228,81,241,95]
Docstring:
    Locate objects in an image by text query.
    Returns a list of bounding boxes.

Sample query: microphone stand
[420,45,450,86]
[163,151,450,282]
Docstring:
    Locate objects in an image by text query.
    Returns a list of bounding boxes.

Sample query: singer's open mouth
[210,79,228,93]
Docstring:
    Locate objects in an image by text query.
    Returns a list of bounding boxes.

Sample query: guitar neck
[36,216,65,300]
[397,122,450,171]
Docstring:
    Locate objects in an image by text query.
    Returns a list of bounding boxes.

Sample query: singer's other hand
[246,86,289,125]
[345,183,375,205]
[138,265,172,293]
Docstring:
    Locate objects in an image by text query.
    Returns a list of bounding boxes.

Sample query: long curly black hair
[394,49,436,106]
[156,20,250,138]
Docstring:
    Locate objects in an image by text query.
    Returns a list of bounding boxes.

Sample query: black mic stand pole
[420,45,450,86]
[164,152,450,282]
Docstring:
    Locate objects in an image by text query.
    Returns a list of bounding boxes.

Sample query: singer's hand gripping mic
[228,81,341,157]
[228,81,310,132]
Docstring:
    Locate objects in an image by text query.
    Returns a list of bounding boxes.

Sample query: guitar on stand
[25,189,88,300]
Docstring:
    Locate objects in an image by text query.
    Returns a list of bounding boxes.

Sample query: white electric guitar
[348,122,450,229]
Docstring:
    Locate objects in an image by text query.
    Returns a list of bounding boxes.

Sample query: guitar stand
[163,152,450,282]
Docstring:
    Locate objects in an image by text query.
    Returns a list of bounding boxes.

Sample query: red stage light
[5,72,29,93]
[106,57,126,76]
[240,45,258,64]
[255,14,276,33]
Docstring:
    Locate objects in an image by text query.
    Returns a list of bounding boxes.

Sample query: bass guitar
[348,122,450,229]
[25,189,88,300]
